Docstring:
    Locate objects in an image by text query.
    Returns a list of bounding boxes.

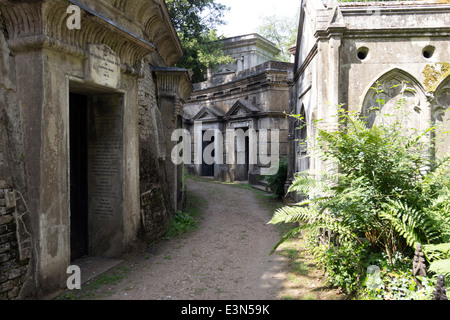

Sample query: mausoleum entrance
[201,131,215,177]
[69,87,125,261]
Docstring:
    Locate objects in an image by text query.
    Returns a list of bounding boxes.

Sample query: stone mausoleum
[287,0,450,194]
[1,0,449,301]
[184,34,293,183]
[0,0,192,299]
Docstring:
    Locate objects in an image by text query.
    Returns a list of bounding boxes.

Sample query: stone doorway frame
[68,80,126,260]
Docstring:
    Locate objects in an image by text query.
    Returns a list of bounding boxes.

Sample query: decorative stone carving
[431,77,450,122]
[413,243,427,288]
[432,275,448,301]
[153,67,193,119]
[0,0,184,71]
[362,69,427,132]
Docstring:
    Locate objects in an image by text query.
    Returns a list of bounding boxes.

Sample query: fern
[287,170,338,198]
[423,243,450,261]
[429,259,450,280]
[269,225,308,255]
[269,201,317,225]
[379,200,442,249]
[271,100,450,287]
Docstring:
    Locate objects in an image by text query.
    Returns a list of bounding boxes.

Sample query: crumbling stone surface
[138,60,174,242]
[0,183,30,300]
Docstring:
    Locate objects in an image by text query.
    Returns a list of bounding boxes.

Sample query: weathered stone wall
[289,0,450,183]
[185,60,292,183]
[138,59,173,242]
[213,34,281,76]
[0,0,189,299]
[0,14,33,300]
[0,182,31,300]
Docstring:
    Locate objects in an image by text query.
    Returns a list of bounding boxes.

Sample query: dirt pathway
[63,178,343,300]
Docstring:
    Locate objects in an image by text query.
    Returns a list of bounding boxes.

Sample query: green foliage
[164,188,207,240]
[264,158,288,198]
[269,83,450,296]
[314,242,368,293]
[423,243,450,282]
[165,211,198,239]
[257,11,299,62]
[360,252,437,300]
[166,0,228,39]
[166,0,234,82]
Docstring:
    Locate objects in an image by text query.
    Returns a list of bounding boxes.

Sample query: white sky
[215,0,301,37]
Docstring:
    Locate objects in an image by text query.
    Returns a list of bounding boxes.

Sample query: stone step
[251,184,271,193]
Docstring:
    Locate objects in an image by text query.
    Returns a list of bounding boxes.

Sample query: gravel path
[100,178,289,300]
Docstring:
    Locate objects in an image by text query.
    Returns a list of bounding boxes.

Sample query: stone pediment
[226,100,259,117]
[193,107,224,121]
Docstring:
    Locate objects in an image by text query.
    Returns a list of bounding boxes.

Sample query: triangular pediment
[198,111,210,119]
[193,107,224,121]
[226,100,259,117]
[328,4,345,28]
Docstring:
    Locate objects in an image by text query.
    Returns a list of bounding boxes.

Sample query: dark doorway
[234,128,250,181]
[69,93,89,261]
[201,131,214,176]
[245,134,250,178]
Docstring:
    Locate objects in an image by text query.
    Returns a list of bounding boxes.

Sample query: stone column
[153,67,193,213]
[285,80,296,199]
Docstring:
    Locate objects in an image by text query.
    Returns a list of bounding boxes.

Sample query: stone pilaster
[153,67,193,212]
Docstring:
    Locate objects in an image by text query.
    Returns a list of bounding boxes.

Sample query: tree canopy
[256,11,299,63]
[166,0,233,83]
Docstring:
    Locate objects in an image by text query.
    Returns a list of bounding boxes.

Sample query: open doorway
[234,128,250,181]
[201,131,215,177]
[69,93,89,261]
[69,89,124,260]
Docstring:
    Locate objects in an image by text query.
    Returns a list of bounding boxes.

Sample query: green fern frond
[269,225,309,255]
[288,170,339,197]
[429,259,450,278]
[423,243,450,262]
[378,200,441,248]
[269,203,318,225]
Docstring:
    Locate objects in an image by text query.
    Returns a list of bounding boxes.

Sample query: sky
[215,0,301,38]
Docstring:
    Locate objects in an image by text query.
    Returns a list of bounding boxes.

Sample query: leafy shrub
[360,252,437,300]
[269,86,450,295]
[164,211,198,239]
[264,158,288,198]
[314,242,369,293]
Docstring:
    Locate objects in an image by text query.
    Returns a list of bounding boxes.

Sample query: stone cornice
[152,67,193,104]
[73,0,183,66]
[0,0,183,71]
[190,63,293,103]
[0,0,154,73]
[314,2,450,40]
[220,34,281,57]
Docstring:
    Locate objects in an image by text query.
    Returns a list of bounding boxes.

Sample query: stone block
[0,215,12,226]
[0,232,14,245]
[7,266,27,280]
[0,252,11,263]
[0,242,10,254]
[4,191,15,211]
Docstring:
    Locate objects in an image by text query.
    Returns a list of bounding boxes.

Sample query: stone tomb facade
[288,0,450,192]
[184,34,293,183]
[0,0,192,299]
